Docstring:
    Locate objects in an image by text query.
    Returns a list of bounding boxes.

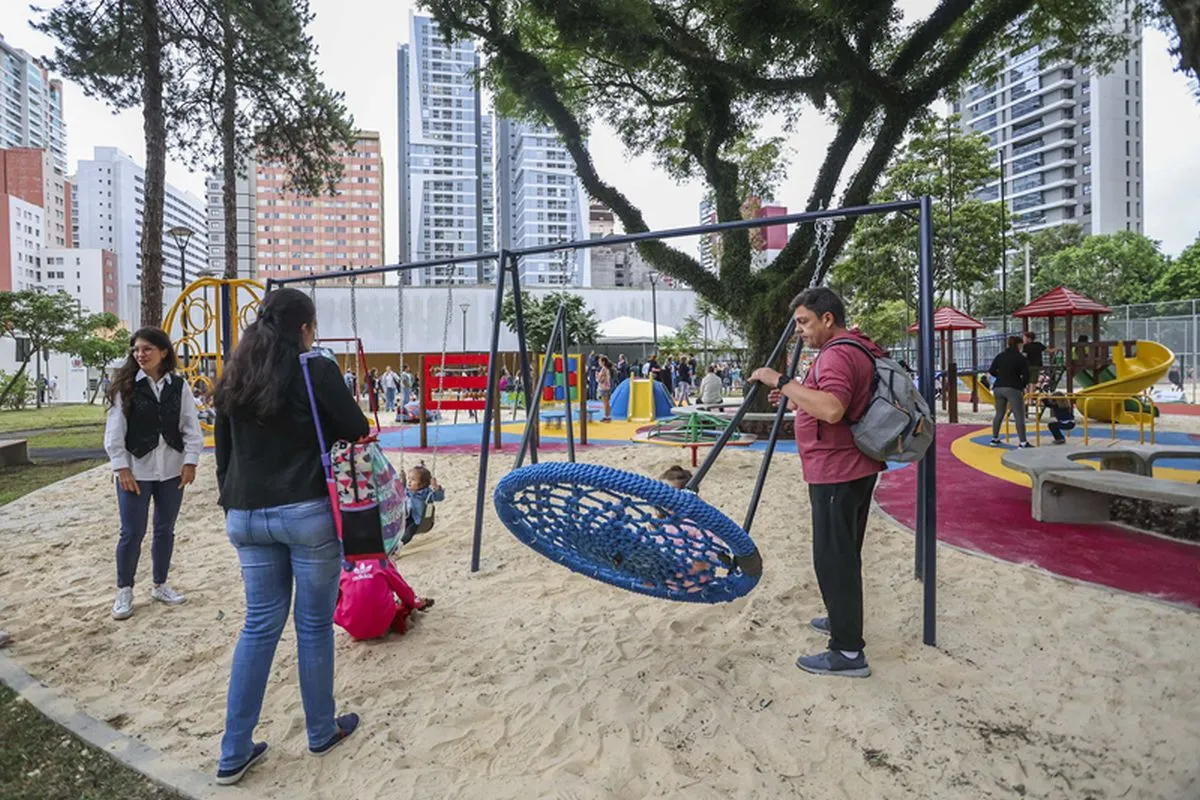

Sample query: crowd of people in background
[587,352,744,407]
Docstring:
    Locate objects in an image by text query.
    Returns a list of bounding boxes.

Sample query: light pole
[459,302,470,351]
[167,225,195,290]
[647,271,660,353]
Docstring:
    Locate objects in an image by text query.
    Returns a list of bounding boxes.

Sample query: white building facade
[72,147,207,322]
[5,195,42,291]
[954,18,1143,236]
[0,35,67,176]
[397,13,494,285]
[204,164,258,279]
[495,119,589,287]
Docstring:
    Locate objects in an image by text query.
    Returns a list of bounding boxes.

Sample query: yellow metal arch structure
[163,276,264,432]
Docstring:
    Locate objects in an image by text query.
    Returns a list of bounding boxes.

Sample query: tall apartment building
[40,248,119,315]
[495,119,589,286]
[1,37,70,250]
[954,20,1143,236]
[397,13,493,285]
[204,163,258,279]
[253,132,384,284]
[72,147,207,321]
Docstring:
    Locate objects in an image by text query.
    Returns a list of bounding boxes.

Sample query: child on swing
[400,464,445,545]
[652,465,722,588]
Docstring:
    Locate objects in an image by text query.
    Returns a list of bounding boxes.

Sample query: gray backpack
[813,338,934,464]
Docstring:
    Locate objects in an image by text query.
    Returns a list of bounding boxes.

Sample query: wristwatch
[776,373,791,390]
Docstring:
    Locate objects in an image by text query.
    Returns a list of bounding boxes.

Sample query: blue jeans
[218,497,341,770]
[115,479,185,587]
[384,386,397,411]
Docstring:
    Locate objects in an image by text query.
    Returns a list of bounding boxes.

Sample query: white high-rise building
[0,35,67,176]
[954,16,1143,236]
[495,119,589,286]
[5,195,43,291]
[397,13,494,285]
[204,163,258,279]
[72,147,207,322]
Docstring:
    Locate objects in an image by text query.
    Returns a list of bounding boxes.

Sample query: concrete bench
[0,439,31,467]
[1035,470,1200,523]
[1002,443,1200,523]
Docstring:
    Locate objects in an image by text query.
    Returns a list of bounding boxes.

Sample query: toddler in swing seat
[400,464,445,545]
[652,465,720,588]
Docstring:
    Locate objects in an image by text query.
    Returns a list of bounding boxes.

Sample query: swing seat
[399,503,437,546]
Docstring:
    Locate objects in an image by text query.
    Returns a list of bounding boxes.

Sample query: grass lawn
[0,404,106,434]
[0,460,105,506]
[0,684,184,800]
[24,425,105,451]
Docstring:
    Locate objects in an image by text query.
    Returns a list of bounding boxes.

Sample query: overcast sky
[4,0,1198,261]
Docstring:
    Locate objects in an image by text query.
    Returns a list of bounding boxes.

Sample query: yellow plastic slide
[960,341,1175,424]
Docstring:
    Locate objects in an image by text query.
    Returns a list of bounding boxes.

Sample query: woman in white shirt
[104,327,204,620]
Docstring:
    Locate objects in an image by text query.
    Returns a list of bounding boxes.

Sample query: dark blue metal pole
[686,318,796,493]
[471,250,509,573]
[916,194,938,647]
[508,255,537,444]
[559,308,576,463]
[742,334,805,533]
[515,303,568,469]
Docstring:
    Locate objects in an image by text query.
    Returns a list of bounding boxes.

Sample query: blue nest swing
[494,462,762,603]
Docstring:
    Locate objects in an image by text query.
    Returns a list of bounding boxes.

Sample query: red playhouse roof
[906,306,986,333]
[1012,286,1112,318]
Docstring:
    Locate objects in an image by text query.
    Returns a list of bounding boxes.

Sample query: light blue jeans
[218,497,341,770]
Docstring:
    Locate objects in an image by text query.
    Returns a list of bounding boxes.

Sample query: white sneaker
[150,584,186,606]
[112,587,134,620]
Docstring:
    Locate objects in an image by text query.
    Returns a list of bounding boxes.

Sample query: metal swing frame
[265,196,939,644]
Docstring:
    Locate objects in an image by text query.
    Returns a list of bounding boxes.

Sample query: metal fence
[889,298,1200,402]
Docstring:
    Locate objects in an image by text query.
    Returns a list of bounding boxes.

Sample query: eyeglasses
[131,346,160,356]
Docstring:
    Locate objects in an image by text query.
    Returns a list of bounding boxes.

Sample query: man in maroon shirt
[752,287,884,678]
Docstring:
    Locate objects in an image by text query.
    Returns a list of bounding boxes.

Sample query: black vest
[124,375,185,458]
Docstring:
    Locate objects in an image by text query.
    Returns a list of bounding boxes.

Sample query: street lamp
[459,302,470,351]
[647,272,660,353]
[167,225,195,290]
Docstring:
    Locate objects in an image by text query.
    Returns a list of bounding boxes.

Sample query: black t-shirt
[1022,341,1047,367]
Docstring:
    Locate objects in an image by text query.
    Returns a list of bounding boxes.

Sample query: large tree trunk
[139,0,167,328]
[221,1,239,279]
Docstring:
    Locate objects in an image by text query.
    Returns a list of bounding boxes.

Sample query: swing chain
[810,215,836,289]
[431,282,454,476]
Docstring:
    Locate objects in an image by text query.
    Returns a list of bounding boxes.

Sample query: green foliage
[1033,231,1169,306]
[171,0,356,197]
[0,371,33,410]
[499,291,601,354]
[1153,236,1200,301]
[835,114,1006,311]
[423,0,1143,346]
[851,298,911,349]
[61,315,129,403]
[0,290,88,407]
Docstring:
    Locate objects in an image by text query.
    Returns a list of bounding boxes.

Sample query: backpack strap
[811,337,879,425]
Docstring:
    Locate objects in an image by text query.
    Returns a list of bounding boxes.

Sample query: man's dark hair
[789,287,846,327]
[1007,335,1023,349]
[1023,331,1036,341]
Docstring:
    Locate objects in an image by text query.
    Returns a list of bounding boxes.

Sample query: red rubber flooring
[876,424,1200,608]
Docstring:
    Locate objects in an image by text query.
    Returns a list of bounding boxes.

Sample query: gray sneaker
[796,650,871,678]
[112,587,134,620]
[809,617,830,635]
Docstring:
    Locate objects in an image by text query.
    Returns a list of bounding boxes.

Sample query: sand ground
[1,445,1198,799]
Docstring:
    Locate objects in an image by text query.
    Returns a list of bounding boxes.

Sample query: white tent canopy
[595,315,678,344]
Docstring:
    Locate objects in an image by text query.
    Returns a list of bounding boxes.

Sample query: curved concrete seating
[0,439,30,467]
[1002,444,1200,523]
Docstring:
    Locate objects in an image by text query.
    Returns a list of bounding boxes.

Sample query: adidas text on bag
[815,339,934,463]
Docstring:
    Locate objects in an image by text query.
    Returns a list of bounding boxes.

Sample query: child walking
[104,327,204,620]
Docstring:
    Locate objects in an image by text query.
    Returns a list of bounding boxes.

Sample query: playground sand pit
[1,449,1198,799]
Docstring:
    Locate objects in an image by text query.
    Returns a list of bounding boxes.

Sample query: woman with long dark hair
[103,327,204,621]
[213,288,368,786]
